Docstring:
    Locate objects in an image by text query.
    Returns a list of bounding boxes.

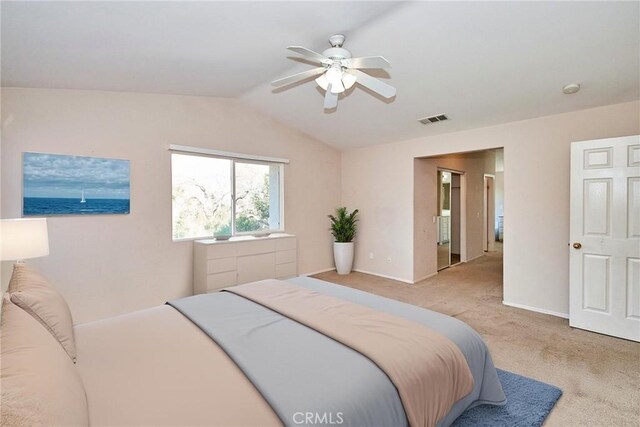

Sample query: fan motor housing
[322,47,352,61]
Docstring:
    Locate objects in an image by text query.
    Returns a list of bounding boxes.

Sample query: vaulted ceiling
[2,1,639,149]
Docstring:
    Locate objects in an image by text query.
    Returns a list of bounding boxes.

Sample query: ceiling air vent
[418,114,449,125]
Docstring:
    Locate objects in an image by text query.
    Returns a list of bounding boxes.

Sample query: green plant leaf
[328,207,359,242]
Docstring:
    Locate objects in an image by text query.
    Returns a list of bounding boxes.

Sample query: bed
[1,268,505,427]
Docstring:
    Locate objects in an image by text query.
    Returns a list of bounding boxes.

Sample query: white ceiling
[2,1,639,149]
[1,1,399,97]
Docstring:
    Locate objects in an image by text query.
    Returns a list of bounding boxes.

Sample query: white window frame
[169,145,286,241]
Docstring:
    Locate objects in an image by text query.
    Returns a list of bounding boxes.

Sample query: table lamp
[0,218,50,264]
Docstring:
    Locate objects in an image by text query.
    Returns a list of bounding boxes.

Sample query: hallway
[313,249,640,426]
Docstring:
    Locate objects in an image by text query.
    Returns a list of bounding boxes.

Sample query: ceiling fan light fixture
[342,72,357,90]
[326,67,343,85]
[315,74,329,90]
[316,74,345,94]
[330,80,345,94]
[316,68,348,94]
[272,34,395,109]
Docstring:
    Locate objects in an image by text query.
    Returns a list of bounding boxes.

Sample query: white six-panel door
[570,135,640,342]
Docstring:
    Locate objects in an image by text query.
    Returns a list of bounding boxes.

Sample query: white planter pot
[333,242,355,275]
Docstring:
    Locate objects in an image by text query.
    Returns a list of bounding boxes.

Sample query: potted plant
[328,207,359,275]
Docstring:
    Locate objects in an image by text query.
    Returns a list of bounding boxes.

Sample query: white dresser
[193,233,297,295]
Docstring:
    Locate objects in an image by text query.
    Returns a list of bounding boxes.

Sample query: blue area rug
[452,369,562,427]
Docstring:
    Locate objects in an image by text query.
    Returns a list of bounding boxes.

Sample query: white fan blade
[287,46,332,65]
[342,56,391,69]
[271,67,326,87]
[349,69,396,98]
[324,84,338,109]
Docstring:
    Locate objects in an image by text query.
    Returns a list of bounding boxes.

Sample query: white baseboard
[301,268,335,276]
[464,254,485,263]
[352,269,413,285]
[502,300,569,319]
[413,272,438,284]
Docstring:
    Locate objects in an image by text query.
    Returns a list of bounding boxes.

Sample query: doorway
[412,148,503,283]
[437,170,462,270]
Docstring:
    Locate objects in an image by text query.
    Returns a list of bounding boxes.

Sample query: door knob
[573,242,582,249]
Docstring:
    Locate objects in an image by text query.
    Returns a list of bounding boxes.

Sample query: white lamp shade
[315,70,357,94]
[0,218,50,261]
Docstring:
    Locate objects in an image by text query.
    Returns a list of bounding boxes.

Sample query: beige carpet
[313,250,640,426]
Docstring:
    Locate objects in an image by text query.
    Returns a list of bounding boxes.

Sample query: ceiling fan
[271,34,396,110]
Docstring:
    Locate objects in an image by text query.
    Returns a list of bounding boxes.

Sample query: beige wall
[413,151,496,281]
[2,88,638,322]
[342,101,640,316]
[1,88,341,323]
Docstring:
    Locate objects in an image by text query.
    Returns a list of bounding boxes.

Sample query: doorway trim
[437,168,467,263]
[483,173,496,252]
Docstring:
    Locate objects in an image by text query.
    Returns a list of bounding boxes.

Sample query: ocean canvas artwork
[23,153,130,216]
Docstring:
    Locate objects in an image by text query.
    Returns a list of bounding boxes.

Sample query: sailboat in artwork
[80,190,86,203]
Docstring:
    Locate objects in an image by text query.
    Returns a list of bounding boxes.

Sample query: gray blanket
[168,277,505,427]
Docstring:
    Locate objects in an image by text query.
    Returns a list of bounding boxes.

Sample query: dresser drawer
[207,244,237,259]
[207,257,237,274]
[206,271,237,291]
[276,237,296,251]
[237,253,276,284]
[276,262,297,279]
[235,239,276,256]
[276,249,296,265]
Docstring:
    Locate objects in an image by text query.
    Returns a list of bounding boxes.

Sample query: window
[171,152,283,240]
